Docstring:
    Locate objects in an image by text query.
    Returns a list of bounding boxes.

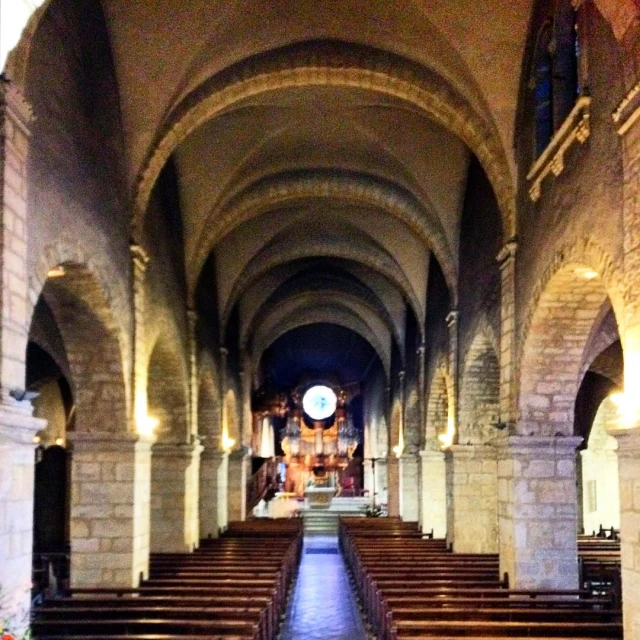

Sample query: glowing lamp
[137,415,159,436]
[222,435,236,452]
[392,443,404,458]
[55,437,65,446]
[47,266,66,278]
[609,391,640,429]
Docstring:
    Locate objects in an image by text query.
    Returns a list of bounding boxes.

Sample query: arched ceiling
[259,323,382,389]
[18,0,538,389]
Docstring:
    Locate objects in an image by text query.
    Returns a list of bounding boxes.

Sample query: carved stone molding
[527,96,592,202]
[613,80,640,136]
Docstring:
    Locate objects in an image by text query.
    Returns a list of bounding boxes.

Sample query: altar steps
[302,497,371,535]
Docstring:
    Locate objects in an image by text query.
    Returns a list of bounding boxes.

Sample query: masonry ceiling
[66,0,535,384]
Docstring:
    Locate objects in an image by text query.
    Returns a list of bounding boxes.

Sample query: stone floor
[279,535,370,640]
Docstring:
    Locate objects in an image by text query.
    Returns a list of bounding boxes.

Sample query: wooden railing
[246,457,278,512]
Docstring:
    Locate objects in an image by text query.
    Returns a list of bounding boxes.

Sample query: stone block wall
[399,455,419,522]
[419,449,446,537]
[227,451,249,522]
[0,406,43,638]
[199,449,228,538]
[69,432,153,587]
[446,445,498,553]
[150,442,201,552]
[498,436,582,590]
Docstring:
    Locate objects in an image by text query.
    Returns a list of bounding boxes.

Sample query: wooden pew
[32,520,302,640]
[339,517,622,640]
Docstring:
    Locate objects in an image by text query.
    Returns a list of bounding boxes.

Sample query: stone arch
[252,307,390,380]
[133,41,515,242]
[30,263,129,434]
[221,222,424,332]
[29,236,131,396]
[518,240,625,436]
[147,335,190,443]
[191,171,456,306]
[425,363,453,447]
[198,350,221,448]
[458,327,500,445]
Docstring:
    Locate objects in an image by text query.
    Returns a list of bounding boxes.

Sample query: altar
[305,486,336,509]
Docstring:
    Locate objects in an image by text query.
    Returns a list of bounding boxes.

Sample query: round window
[302,385,337,421]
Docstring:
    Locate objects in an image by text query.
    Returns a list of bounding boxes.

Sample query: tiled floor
[279,535,369,640]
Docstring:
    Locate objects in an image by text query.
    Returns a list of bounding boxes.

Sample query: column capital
[416,343,425,356]
[419,448,445,461]
[498,435,583,458]
[608,426,640,457]
[130,243,150,272]
[68,430,156,452]
[446,310,459,327]
[187,307,198,327]
[151,440,203,458]
[447,443,498,459]
[496,240,518,265]
[0,401,46,446]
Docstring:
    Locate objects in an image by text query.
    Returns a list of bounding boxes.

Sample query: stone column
[496,242,518,427]
[610,426,640,640]
[0,404,45,636]
[69,431,154,588]
[446,312,459,441]
[199,448,229,538]
[497,436,582,589]
[399,454,420,521]
[227,449,249,522]
[0,81,48,635]
[419,448,447,538]
[150,441,202,552]
[386,455,400,517]
[186,310,199,438]
[374,457,388,507]
[363,458,374,498]
[445,444,498,553]
[416,343,426,524]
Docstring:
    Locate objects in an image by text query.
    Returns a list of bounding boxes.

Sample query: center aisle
[280,535,370,640]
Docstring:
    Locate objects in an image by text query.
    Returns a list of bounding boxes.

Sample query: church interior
[0,0,639,638]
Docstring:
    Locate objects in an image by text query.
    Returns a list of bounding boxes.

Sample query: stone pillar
[374,457,388,507]
[0,79,43,636]
[419,448,447,538]
[446,312,459,442]
[150,441,202,552]
[445,444,498,553]
[69,431,154,588]
[497,436,582,589]
[399,454,420,521]
[610,426,640,640]
[239,353,253,450]
[227,449,249,522]
[417,343,426,524]
[363,458,374,498]
[199,448,229,539]
[0,404,45,636]
[186,310,199,438]
[130,244,150,428]
[496,242,518,427]
[386,455,400,517]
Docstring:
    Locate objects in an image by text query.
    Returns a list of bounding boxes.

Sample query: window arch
[533,21,554,157]
[532,2,582,158]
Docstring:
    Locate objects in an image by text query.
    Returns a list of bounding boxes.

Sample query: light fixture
[574,266,598,280]
[392,443,404,458]
[609,391,640,428]
[47,266,66,278]
[55,437,65,447]
[302,385,337,421]
[137,415,159,436]
[32,435,41,445]
[222,434,236,452]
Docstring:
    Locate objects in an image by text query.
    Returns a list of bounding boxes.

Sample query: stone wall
[446,445,498,553]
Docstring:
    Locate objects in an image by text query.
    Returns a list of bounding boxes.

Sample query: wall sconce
[222,435,236,452]
[609,391,640,429]
[47,266,66,278]
[137,415,159,436]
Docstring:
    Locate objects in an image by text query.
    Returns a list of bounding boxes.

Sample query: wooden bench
[339,517,622,640]
[32,520,302,640]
